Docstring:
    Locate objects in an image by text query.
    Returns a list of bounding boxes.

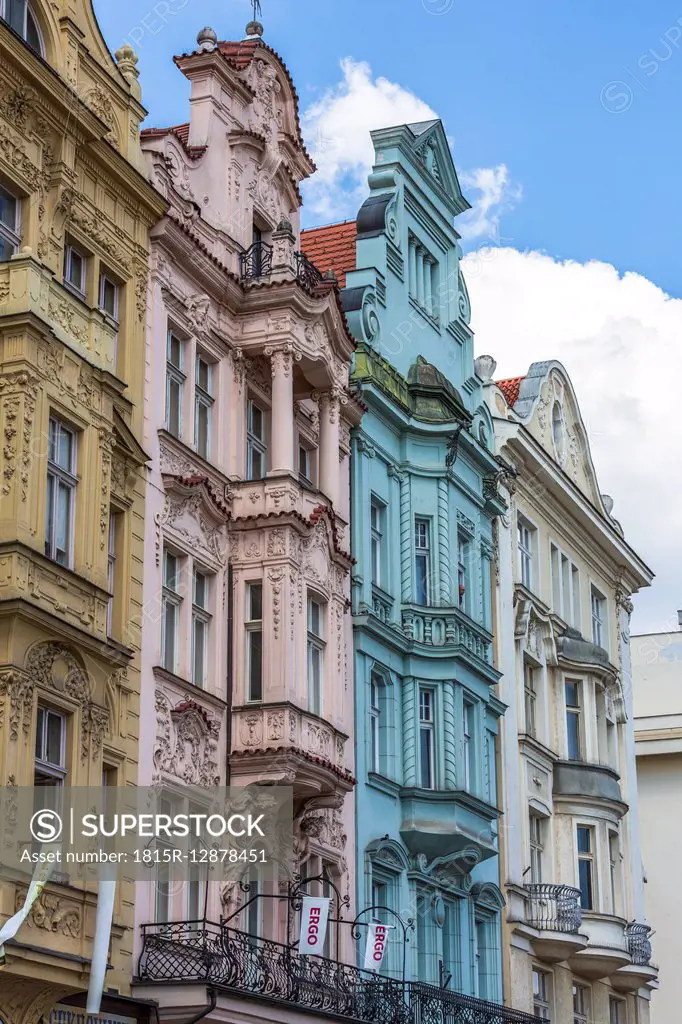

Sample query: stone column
[265,345,295,476]
[318,389,341,506]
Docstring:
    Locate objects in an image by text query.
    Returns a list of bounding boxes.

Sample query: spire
[245,0,264,38]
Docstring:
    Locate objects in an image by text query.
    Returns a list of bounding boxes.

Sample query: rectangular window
[550,543,580,627]
[45,417,77,567]
[529,814,544,884]
[577,826,595,911]
[533,969,552,1021]
[573,983,590,1024]
[298,441,316,486]
[457,532,470,612]
[0,184,20,260]
[194,355,214,459]
[166,329,185,437]
[565,680,582,760]
[34,706,67,786]
[419,688,435,789]
[414,518,431,605]
[524,660,537,737]
[98,271,119,321]
[161,549,182,673]
[64,242,86,294]
[442,901,461,992]
[463,700,475,791]
[591,585,607,649]
[192,569,210,687]
[246,583,263,702]
[517,517,534,590]
[610,997,626,1024]
[106,509,118,636]
[307,597,325,716]
[371,498,384,587]
[246,398,268,479]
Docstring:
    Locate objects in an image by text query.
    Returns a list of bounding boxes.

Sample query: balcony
[612,922,658,992]
[136,922,546,1024]
[552,760,628,817]
[567,914,631,979]
[522,884,587,963]
[401,604,493,665]
[239,242,324,290]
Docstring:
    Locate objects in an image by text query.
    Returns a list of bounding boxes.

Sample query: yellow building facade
[0,2,164,1021]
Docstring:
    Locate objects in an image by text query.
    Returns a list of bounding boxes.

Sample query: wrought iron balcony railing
[523,884,583,933]
[138,921,546,1024]
[295,250,324,289]
[625,922,653,965]
[239,240,273,280]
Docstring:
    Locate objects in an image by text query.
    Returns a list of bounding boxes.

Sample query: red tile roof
[300,221,357,289]
[140,122,206,159]
[496,376,525,406]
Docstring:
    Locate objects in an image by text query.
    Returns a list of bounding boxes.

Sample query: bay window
[419,687,435,789]
[576,826,595,910]
[246,582,263,702]
[414,518,431,605]
[246,397,268,479]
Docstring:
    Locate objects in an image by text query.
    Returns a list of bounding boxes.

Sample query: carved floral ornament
[0,643,110,763]
[153,690,220,787]
[155,475,230,568]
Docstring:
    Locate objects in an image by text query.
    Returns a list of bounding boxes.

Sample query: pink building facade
[132,21,361,1020]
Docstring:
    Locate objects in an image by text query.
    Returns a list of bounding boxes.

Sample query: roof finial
[246,0,264,38]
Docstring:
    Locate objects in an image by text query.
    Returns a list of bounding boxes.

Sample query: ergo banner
[363,920,393,972]
[298,895,331,954]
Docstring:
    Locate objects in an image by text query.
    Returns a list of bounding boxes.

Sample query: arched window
[1,0,43,54]
[552,400,565,457]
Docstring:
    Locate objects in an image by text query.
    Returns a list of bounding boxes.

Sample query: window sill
[152,665,227,708]
[62,280,88,304]
[367,772,400,798]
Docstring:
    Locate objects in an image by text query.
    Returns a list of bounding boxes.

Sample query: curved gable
[510,361,608,514]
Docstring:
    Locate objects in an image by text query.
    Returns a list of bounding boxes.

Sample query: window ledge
[367,772,400,798]
[152,665,227,709]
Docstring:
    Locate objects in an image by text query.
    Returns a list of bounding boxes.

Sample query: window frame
[0,183,21,260]
[191,568,211,688]
[523,659,538,737]
[45,416,77,568]
[532,967,552,1021]
[34,705,67,785]
[63,241,87,296]
[161,548,183,675]
[106,508,118,637]
[591,584,607,650]
[245,582,263,703]
[414,517,432,606]
[572,983,591,1024]
[565,679,583,761]
[246,396,268,480]
[165,327,186,438]
[463,699,475,792]
[370,497,385,588]
[0,0,43,51]
[194,353,215,459]
[550,541,581,628]
[307,595,325,717]
[529,813,544,884]
[369,672,381,774]
[98,270,120,323]
[457,530,470,612]
[609,996,626,1024]
[517,515,534,590]
[576,825,595,911]
[418,687,435,790]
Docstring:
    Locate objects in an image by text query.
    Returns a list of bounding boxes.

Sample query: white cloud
[464,247,682,633]
[301,59,521,235]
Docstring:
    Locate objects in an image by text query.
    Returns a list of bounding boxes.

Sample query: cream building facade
[480,358,657,1024]
[632,625,682,1024]
[0,1,165,1021]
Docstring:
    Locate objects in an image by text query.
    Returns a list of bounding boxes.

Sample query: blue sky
[97,0,682,292]
[95,0,682,634]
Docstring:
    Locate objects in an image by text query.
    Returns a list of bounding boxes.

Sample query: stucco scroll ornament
[82,85,119,144]
[186,293,211,335]
[0,671,34,742]
[361,289,381,345]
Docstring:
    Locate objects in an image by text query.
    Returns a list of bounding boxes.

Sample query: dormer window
[1,0,42,53]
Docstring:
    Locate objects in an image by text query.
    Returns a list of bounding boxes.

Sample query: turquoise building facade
[339,121,507,997]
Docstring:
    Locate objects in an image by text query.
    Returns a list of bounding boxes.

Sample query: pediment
[113,409,148,466]
[409,120,470,215]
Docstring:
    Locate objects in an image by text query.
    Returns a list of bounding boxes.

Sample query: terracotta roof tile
[300,221,357,289]
[496,376,525,406]
[140,122,206,159]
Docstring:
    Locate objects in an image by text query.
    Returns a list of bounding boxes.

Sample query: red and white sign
[363,921,393,972]
[298,895,331,955]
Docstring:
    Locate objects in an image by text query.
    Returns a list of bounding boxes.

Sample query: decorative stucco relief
[153,690,220,787]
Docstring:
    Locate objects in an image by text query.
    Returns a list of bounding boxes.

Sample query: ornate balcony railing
[295,250,324,289]
[625,922,653,965]
[523,884,583,933]
[239,240,273,280]
[401,604,492,663]
[138,921,546,1024]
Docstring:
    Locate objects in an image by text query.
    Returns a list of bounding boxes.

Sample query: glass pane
[0,187,17,230]
[68,249,83,289]
[6,0,25,35]
[578,860,593,910]
[26,6,40,50]
[419,728,432,787]
[196,401,209,457]
[164,551,177,589]
[167,378,181,436]
[249,584,262,621]
[57,425,73,470]
[35,706,45,758]
[46,712,63,766]
[193,617,206,686]
[0,232,16,261]
[248,629,262,701]
[565,682,578,706]
[100,276,117,317]
[567,711,580,759]
[196,358,211,392]
[44,472,54,556]
[415,553,428,604]
[55,481,71,563]
[249,402,263,439]
[194,572,208,609]
[577,827,591,853]
[168,332,182,367]
[163,600,176,670]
